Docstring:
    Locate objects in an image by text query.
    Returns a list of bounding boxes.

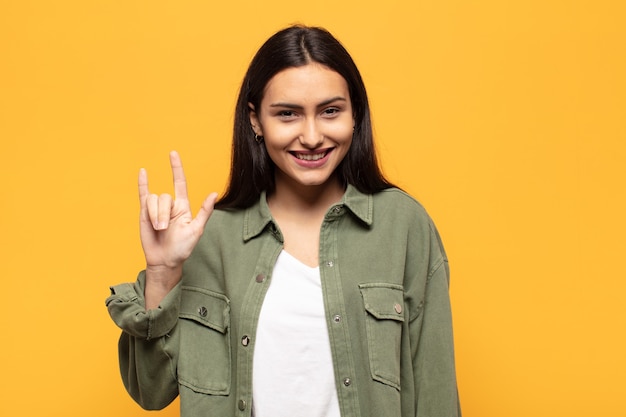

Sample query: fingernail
[157,222,167,230]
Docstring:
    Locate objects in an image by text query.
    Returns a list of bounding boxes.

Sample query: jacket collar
[242,184,374,242]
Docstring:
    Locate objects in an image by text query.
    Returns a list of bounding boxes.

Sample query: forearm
[118,331,179,409]
[106,272,182,409]
[412,264,461,416]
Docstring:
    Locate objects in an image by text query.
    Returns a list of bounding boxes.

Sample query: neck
[268,173,345,217]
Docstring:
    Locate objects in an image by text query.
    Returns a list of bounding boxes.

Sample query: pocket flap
[180,286,230,333]
[359,284,405,322]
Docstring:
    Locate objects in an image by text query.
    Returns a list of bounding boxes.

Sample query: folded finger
[147,193,160,229]
[157,193,173,230]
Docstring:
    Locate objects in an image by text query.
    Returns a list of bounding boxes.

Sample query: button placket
[320,206,359,410]
[234,230,283,417]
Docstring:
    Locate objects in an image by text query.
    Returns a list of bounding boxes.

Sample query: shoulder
[207,207,245,224]
[202,206,247,240]
[370,188,445,251]
[372,187,432,224]
[189,206,249,264]
[374,188,449,277]
[374,187,425,207]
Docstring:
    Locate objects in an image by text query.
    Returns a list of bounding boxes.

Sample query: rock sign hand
[138,151,217,308]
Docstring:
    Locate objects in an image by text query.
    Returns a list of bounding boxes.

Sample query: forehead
[262,63,350,104]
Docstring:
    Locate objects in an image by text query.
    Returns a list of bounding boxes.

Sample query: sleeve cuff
[106,271,182,340]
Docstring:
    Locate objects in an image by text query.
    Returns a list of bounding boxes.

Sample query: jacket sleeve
[410,223,462,417]
[105,271,181,410]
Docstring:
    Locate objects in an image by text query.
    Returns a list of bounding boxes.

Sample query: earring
[251,124,264,144]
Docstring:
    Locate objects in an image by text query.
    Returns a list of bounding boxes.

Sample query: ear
[248,102,263,136]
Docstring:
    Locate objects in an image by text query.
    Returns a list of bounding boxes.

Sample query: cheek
[337,125,355,145]
[263,146,283,170]
[325,121,354,142]
[263,123,299,143]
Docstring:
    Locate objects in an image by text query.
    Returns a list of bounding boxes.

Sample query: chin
[297,179,329,187]
[299,177,340,189]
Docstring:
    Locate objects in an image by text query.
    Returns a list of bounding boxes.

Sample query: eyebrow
[269,96,347,109]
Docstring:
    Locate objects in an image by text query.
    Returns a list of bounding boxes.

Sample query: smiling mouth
[291,149,332,161]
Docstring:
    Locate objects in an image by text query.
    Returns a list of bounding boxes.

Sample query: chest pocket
[359,283,405,390]
[178,286,231,395]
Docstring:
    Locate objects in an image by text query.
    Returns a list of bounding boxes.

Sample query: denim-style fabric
[106,185,461,417]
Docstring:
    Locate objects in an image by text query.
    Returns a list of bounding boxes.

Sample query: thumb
[192,192,218,231]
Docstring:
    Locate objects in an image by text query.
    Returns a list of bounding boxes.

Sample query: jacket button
[255,274,265,283]
[241,335,250,347]
[326,260,334,267]
[343,377,352,387]
[394,303,403,314]
[238,399,247,410]
[198,306,208,317]
[333,314,341,323]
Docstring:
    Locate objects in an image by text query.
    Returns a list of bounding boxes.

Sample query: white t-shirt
[252,250,341,417]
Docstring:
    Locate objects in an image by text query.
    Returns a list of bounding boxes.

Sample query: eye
[322,107,340,117]
[276,110,299,120]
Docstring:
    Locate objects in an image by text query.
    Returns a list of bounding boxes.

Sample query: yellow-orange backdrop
[1,1,624,416]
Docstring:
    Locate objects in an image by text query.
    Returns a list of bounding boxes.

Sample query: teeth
[295,152,326,161]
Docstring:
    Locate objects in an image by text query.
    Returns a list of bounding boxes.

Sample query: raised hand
[138,151,217,308]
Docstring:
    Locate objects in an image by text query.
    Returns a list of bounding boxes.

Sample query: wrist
[145,264,182,309]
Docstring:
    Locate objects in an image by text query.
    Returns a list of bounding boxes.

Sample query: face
[249,63,354,193]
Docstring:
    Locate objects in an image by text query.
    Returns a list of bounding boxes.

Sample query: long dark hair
[215,25,395,209]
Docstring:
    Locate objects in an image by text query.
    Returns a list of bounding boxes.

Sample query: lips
[287,148,335,169]
[293,151,327,161]
[290,148,333,161]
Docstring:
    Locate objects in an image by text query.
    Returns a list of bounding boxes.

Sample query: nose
[298,119,324,149]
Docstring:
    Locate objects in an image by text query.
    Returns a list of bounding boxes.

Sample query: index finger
[138,167,150,204]
[169,150,189,201]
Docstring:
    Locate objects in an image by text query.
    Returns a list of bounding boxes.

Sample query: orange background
[1,1,624,416]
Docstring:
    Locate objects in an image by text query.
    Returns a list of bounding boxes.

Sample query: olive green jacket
[106,186,461,417]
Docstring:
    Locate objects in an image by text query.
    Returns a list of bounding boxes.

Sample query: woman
[106,25,461,417]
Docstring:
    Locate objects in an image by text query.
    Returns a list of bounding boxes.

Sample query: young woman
[106,25,461,417]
